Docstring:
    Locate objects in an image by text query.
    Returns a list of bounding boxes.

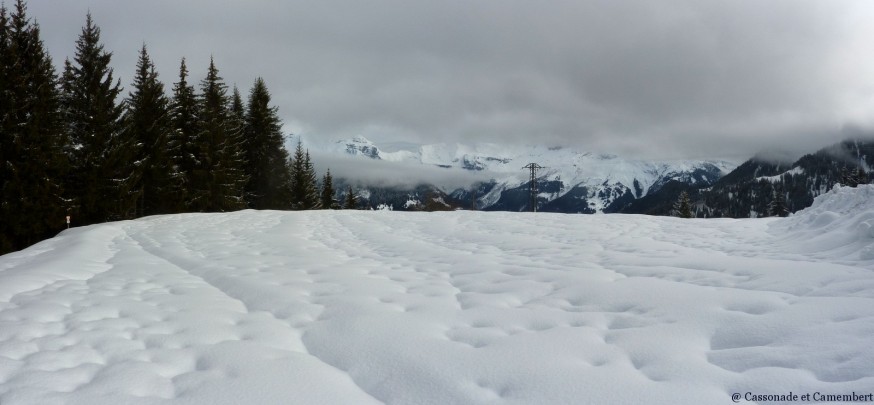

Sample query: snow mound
[770,184,874,262]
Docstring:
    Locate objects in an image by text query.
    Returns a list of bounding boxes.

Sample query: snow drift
[0,186,872,404]
[770,184,874,262]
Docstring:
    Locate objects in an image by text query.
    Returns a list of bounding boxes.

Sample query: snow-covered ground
[1,186,872,404]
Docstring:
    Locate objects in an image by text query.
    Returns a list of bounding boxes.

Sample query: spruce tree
[344,185,358,210]
[61,13,140,223]
[242,78,292,209]
[857,168,870,186]
[231,85,245,127]
[192,58,247,211]
[0,1,68,253]
[169,58,199,211]
[289,140,308,210]
[768,184,788,217]
[303,150,321,209]
[673,191,693,218]
[124,44,176,216]
[288,141,320,210]
[320,169,338,209]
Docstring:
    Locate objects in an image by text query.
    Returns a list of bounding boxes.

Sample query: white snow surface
[755,166,805,183]
[1,186,873,404]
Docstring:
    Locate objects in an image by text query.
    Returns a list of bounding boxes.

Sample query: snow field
[0,185,872,404]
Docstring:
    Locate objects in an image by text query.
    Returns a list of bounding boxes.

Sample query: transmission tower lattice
[523,163,544,212]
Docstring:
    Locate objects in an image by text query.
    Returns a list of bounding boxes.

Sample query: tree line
[1,1,356,255]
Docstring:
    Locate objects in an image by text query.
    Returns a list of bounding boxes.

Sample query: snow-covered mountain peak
[334,135,381,159]
[324,137,738,212]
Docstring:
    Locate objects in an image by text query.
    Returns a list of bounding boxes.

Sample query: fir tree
[768,184,788,217]
[61,13,140,223]
[857,168,870,186]
[344,185,358,210]
[229,86,246,183]
[242,78,292,209]
[672,191,693,218]
[169,58,199,210]
[124,44,176,216]
[303,150,321,209]
[288,140,305,209]
[191,58,248,212]
[0,1,68,253]
[289,140,317,210]
[231,85,245,127]
[320,169,338,209]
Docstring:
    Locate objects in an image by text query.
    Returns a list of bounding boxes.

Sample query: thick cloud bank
[28,0,874,160]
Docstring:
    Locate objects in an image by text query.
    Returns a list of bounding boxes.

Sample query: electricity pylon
[523,163,544,212]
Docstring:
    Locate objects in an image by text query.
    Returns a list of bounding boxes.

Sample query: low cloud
[309,151,493,191]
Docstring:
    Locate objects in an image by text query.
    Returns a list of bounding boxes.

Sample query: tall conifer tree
[125,45,176,216]
[169,58,199,210]
[857,168,870,186]
[344,185,358,210]
[320,169,338,209]
[243,78,291,209]
[768,184,788,217]
[193,58,247,211]
[0,1,67,253]
[231,85,245,127]
[61,13,139,223]
[289,140,304,209]
[303,150,321,209]
[289,140,320,210]
[673,191,693,218]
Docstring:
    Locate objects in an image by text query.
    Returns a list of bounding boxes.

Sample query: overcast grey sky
[26,0,874,160]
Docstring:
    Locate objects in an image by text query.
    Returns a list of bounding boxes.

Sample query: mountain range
[327,136,872,217]
[623,138,873,218]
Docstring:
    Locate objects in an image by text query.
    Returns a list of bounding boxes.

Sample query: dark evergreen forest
[1,1,344,255]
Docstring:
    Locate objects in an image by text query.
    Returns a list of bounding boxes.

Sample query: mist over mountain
[315,136,737,212]
[621,138,874,217]
[311,136,874,217]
